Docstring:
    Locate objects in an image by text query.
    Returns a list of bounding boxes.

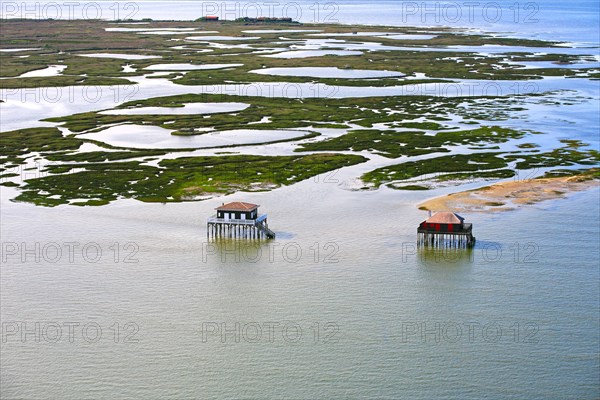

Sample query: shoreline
[418,172,600,213]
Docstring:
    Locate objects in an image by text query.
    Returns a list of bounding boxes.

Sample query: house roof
[216,202,259,211]
[425,212,465,224]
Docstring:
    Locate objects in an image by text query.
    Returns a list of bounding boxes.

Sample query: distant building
[198,15,219,21]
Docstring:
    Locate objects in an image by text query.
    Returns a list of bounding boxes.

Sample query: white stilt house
[207,202,275,239]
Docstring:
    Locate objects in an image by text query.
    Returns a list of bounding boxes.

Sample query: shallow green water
[1,179,598,399]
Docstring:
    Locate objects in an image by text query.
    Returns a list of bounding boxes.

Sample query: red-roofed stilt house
[418,212,475,248]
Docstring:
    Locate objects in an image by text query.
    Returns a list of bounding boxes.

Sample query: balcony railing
[207,214,268,225]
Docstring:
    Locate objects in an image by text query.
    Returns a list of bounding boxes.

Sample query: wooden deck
[207,214,268,225]
[207,214,275,239]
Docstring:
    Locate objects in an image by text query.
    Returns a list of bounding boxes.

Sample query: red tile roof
[216,202,259,211]
[425,212,465,224]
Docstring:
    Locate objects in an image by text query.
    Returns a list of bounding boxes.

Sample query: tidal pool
[267,38,597,56]
[78,124,312,149]
[382,34,437,40]
[105,27,198,32]
[185,36,261,41]
[309,32,436,40]
[266,38,415,54]
[121,64,137,73]
[170,46,213,52]
[137,30,218,35]
[77,53,161,59]
[242,29,323,33]
[250,67,404,79]
[11,65,67,78]
[144,63,243,71]
[506,60,600,69]
[0,48,41,52]
[263,50,363,58]
[99,102,250,115]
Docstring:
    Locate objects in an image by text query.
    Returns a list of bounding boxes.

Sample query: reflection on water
[417,247,475,269]
[202,238,274,265]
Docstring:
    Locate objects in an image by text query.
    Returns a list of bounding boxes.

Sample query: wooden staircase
[256,221,276,239]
